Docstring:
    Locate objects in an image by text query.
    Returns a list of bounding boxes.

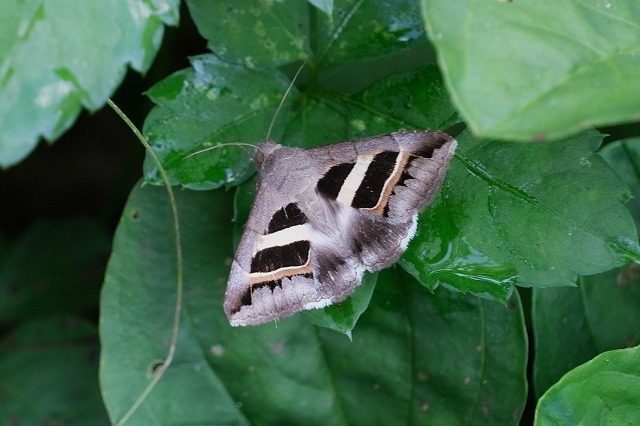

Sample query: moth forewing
[224,130,457,326]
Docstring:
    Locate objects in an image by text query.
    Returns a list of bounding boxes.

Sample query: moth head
[254,141,281,166]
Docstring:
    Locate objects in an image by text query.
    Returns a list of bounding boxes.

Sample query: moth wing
[311,130,457,269]
[225,131,456,326]
[225,190,311,325]
[224,145,364,326]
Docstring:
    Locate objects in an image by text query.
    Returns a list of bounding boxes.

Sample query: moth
[224,131,457,326]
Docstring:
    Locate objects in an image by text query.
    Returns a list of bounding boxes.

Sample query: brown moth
[224,131,457,326]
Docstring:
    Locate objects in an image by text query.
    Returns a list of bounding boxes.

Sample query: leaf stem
[106,99,184,426]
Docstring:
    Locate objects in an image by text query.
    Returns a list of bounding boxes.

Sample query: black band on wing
[268,203,307,233]
[351,151,398,209]
[250,240,311,273]
[240,279,282,309]
[317,162,355,199]
[380,136,450,215]
[237,273,314,311]
[412,134,450,158]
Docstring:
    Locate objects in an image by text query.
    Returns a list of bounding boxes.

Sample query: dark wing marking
[250,240,311,273]
[317,162,356,200]
[268,203,306,233]
[351,151,399,209]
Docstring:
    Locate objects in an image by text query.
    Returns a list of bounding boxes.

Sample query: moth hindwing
[224,130,457,326]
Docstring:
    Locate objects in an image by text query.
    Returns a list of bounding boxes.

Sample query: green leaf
[0,218,111,325]
[302,272,377,336]
[143,0,447,190]
[186,0,427,70]
[143,55,294,189]
[424,0,640,141]
[402,129,639,303]
[535,345,640,425]
[100,182,241,424]
[599,137,640,232]
[104,3,640,421]
[533,265,640,397]
[186,0,311,68]
[314,0,427,68]
[343,65,459,137]
[100,182,527,423]
[534,138,640,396]
[532,285,598,398]
[0,315,108,424]
[528,138,640,394]
[0,0,179,167]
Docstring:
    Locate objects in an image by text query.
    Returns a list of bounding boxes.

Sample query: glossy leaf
[403,129,640,303]
[103,2,640,422]
[143,55,294,189]
[424,0,640,141]
[0,315,108,424]
[143,0,442,191]
[186,0,427,70]
[0,0,179,167]
[100,182,527,424]
[533,138,640,396]
[342,65,459,138]
[315,0,426,67]
[186,0,311,68]
[536,346,640,425]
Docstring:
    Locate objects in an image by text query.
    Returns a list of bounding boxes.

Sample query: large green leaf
[402,130,639,302]
[533,137,640,396]
[313,0,427,67]
[0,315,108,424]
[142,56,294,189]
[186,0,427,70]
[0,0,179,167]
[100,183,240,424]
[535,345,640,425]
[100,182,527,424]
[424,0,640,141]
[186,0,310,68]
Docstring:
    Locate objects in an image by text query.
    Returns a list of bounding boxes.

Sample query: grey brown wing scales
[224,131,457,326]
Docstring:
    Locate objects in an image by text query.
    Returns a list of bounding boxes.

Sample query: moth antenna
[183,142,258,160]
[265,61,306,142]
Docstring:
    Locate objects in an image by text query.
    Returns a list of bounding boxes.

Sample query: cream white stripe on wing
[255,224,310,252]
[336,154,375,206]
[249,257,312,283]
